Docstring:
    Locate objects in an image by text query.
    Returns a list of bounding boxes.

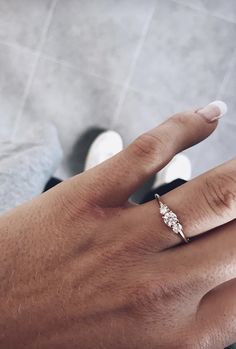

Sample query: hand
[0,104,235,349]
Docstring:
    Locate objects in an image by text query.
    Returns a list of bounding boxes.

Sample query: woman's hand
[0,103,235,349]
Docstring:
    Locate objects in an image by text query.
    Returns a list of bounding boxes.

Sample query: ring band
[155,194,190,244]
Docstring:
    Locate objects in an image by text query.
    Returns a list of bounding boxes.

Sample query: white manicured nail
[196,100,227,122]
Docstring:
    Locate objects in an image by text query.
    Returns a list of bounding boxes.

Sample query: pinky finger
[196,279,236,349]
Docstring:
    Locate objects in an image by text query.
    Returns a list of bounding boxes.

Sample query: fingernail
[196,100,227,122]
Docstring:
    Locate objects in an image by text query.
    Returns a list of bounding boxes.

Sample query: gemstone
[163,211,178,227]
[160,203,169,215]
[173,223,183,234]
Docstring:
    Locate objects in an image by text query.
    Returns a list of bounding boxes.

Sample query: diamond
[160,203,169,215]
[163,211,178,227]
[173,223,183,234]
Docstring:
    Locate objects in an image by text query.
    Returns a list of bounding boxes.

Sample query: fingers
[72,102,224,207]
[196,278,236,349]
[132,157,236,250]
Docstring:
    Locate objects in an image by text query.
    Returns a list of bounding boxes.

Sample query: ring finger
[130,157,236,250]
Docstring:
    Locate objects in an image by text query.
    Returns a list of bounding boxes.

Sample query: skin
[0,109,236,349]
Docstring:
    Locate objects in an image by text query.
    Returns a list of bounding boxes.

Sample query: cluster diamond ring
[155,194,189,244]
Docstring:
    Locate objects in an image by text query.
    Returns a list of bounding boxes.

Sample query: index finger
[68,101,226,207]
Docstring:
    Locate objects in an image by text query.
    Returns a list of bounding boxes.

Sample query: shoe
[152,153,192,188]
[84,130,123,171]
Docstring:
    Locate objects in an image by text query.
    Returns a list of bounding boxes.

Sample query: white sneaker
[153,153,192,188]
[84,130,123,171]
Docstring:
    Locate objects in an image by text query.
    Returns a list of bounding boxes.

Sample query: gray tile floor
[0,0,236,179]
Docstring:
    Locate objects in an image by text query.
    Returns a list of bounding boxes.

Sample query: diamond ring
[155,194,189,244]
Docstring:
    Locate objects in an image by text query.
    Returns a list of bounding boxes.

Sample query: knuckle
[131,132,169,162]
[169,113,188,130]
[129,275,184,312]
[128,281,164,317]
[202,173,236,217]
[53,186,93,226]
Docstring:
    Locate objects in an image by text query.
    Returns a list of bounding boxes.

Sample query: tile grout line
[111,3,157,128]
[0,38,171,101]
[171,0,236,24]
[11,0,58,141]
[38,53,125,88]
[0,39,125,88]
[0,40,38,56]
[1,35,168,103]
[4,2,235,133]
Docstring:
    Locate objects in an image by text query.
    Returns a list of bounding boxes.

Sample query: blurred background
[0,0,236,179]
